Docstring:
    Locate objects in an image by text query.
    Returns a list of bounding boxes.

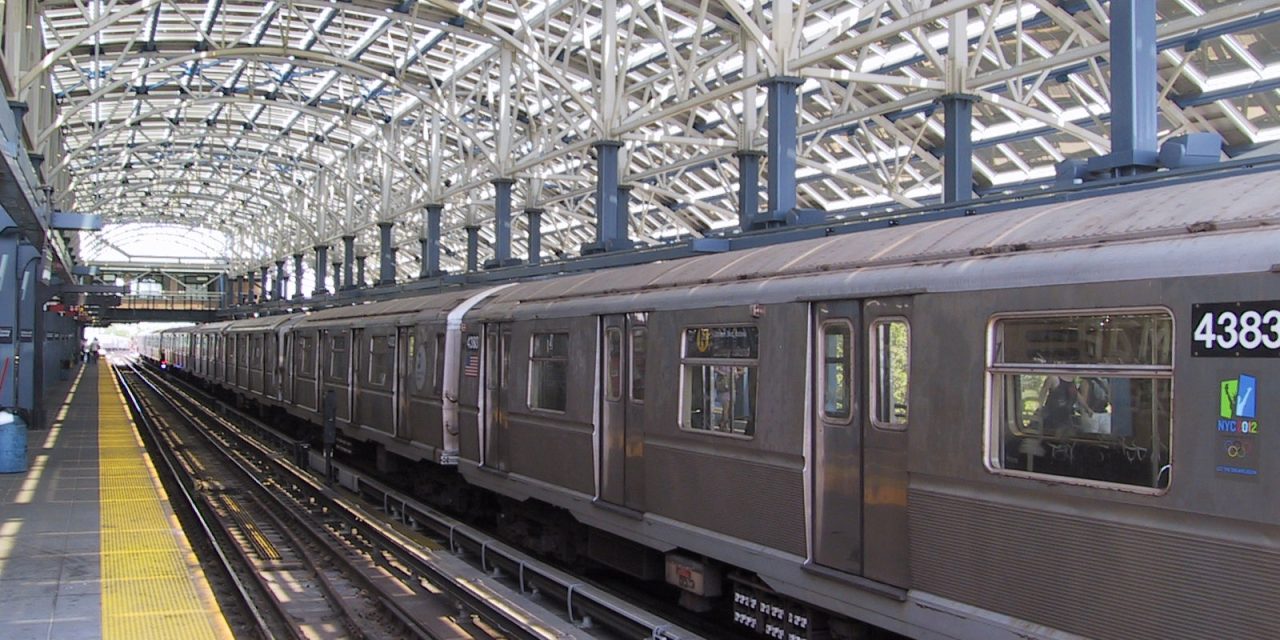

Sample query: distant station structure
[2,0,1280,434]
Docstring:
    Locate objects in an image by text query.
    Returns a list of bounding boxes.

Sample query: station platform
[0,361,233,640]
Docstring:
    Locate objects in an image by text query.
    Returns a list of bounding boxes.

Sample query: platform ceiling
[32,0,1280,277]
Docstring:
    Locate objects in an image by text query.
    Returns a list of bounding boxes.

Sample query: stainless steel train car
[145,167,1280,640]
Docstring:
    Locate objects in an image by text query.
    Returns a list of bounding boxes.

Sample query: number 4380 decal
[1192,301,1280,357]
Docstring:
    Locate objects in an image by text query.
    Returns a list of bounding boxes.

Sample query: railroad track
[114,358,704,640]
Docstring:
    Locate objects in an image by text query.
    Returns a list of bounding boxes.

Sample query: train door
[482,323,512,470]
[861,297,911,588]
[809,298,912,587]
[811,301,863,574]
[598,313,645,509]
[397,325,414,439]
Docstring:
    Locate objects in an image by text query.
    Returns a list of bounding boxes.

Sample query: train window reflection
[682,325,759,437]
[329,334,349,381]
[433,333,446,396]
[988,311,1173,491]
[872,319,910,428]
[297,333,315,378]
[606,328,623,401]
[529,332,569,412]
[630,328,647,402]
[368,335,391,387]
[821,323,853,422]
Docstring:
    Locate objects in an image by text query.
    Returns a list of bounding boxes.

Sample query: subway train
[138,165,1280,640]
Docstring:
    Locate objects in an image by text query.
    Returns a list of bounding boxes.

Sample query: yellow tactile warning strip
[98,364,234,640]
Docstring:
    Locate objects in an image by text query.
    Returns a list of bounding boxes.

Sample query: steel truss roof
[33,0,1280,278]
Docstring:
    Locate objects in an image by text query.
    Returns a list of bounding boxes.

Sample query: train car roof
[222,314,300,332]
[157,325,199,334]
[470,168,1280,318]
[292,288,478,328]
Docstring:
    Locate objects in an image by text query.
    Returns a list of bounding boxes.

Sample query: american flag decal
[464,353,480,377]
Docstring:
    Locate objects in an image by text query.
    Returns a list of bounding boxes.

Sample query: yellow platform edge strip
[98,364,234,640]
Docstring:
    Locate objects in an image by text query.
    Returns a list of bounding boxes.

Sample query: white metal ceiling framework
[32,0,1280,280]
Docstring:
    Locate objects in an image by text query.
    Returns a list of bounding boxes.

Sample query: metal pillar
[331,261,342,294]
[0,232,19,411]
[525,208,543,266]
[340,235,356,291]
[756,76,804,228]
[356,255,367,288]
[312,244,329,296]
[736,150,763,232]
[292,253,304,299]
[259,266,269,303]
[941,94,977,203]
[583,140,628,254]
[616,184,633,247]
[377,222,395,286]
[488,178,518,268]
[245,271,256,304]
[1088,0,1158,175]
[421,204,444,279]
[274,260,286,300]
[465,225,480,272]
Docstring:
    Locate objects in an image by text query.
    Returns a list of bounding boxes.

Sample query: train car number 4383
[1192,301,1280,357]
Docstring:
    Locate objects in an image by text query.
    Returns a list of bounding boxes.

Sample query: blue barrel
[0,411,28,473]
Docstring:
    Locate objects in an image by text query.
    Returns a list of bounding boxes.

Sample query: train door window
[252,335,263,366]
[298,333,315,377]
[681,326,759,437]
[368,334,391,387]
[821,322,853,423]
[329,333,349,381]
[987,310,1174,492]
[871,319,910,428]
[605,328,623,401]
[529,332,569,412]
[433,333,446,396]
[630,327,646,402]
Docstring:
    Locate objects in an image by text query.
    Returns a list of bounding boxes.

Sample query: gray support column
[525,208,543,266]
[757,76,804,228]
[0,232,18,410]
[615,184,633,248]
[488,178,517,268]
[376,222,395,286]
[221,273,232,308]
[245,271,256,304]
[465,225,480,273]
[941,94,977,203]
[735,150,763,232]
[356,255,367,288]
[1109,0,1158,171]
[233,275,243,305]
[274,260,286,300]
[583,140,623,254]
[292,253,305,299]
[331,261,342,294]
[14,242,40,417]
[259,266,269,303]
[312,245,329,295]
[341,235,356,291]
[421,204,444,279]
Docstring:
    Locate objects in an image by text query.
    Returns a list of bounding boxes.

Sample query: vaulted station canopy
[31,0,1280,284]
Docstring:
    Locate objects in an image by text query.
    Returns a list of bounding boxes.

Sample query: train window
[329,334,349,380]
[297,333,315,377]
[821,322,853,422]
[529,332,569,412]
[988,311,1174,491]
[433,333,446,396]
[606,328,623,401]
[681,326,759,437]
[251,335,263,365]
[630,327,646,402]
[368,335,391,387]
[871,319,910,428]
